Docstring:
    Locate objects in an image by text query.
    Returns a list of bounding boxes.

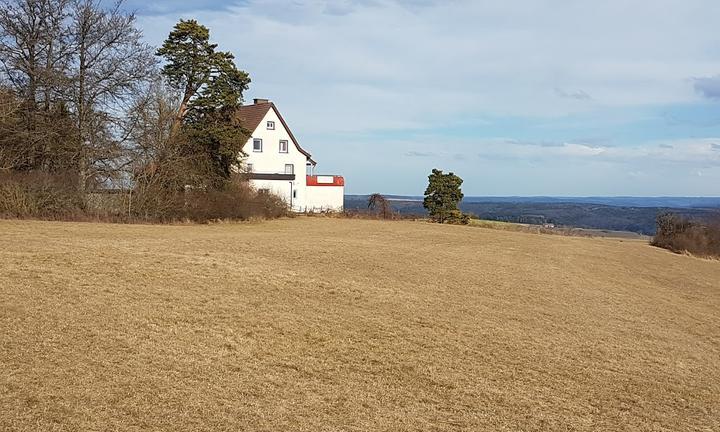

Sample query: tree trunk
[76,13,87,194]
[170,82,194,137]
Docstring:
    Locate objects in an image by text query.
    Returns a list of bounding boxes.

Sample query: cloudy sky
[124,0,720,196]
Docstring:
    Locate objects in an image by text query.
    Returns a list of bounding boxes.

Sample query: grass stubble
[1,217,718,431]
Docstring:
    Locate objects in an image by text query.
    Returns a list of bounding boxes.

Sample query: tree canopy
[423,169,467,224]
[0,2,288,222]
[0,0,156,190]
[156,19,250,130]
[156,19,251,186]
[368,193,392,219]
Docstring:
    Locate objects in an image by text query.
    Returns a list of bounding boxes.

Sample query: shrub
[130,178,288,222]
[0,172,85,219]
[651,212,720,258]
[446,209,471,225]
[184,182,288,222]
[0,172,288,223]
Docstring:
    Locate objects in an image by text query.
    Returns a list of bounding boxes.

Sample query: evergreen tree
[156,19,250,132]
[156,19,251,186]
[423,169,467,224]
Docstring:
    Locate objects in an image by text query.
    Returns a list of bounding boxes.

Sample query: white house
[235,98,344,212]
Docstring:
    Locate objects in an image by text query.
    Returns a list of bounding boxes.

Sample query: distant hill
[348,195,720,208]
[344,195,720,235]
[461,196,720,208]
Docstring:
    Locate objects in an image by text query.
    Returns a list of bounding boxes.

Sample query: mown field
[1,217,718,431]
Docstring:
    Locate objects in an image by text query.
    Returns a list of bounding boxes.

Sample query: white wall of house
[306,185,344,212]
[243,109,309,211]
[250,178,294,206]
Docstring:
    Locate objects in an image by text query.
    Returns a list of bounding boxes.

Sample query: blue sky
[125,0,720,196]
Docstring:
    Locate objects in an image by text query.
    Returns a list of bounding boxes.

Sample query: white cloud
[326,136,720,194]
[475,137,720,166]
[138,0,720,134]
[134,1,720,195]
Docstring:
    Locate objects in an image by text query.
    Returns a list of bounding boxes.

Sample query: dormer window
[279,140,288,153]
[266,121,275,130]
[253,138,262,152]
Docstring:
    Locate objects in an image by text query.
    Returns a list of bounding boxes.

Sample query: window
[279,140,288,153]
[293,189,298,199]
[266,121,275,130]
[253,138,262,152]
[284,164,294,175]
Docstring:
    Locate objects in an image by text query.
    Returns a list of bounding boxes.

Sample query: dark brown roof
[235,102,316,165]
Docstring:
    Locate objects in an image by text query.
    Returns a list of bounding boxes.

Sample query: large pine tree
[423,169,466,224]
[156,19,251,185]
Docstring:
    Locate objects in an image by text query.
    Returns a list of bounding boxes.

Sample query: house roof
[235,101,316,165]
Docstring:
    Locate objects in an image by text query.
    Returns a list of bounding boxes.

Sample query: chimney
[253,98,269,105]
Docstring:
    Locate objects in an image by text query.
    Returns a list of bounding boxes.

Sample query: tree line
[652,212,720,258]
[0,0,283,221]
[367,169,470,224]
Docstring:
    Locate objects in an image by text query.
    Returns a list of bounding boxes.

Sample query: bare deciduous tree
[68,0,157,191]
[0,0,157,189]
[0,0,73,171]
[368,193,393,219]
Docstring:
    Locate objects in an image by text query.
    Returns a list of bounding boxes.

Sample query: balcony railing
[247,172,295,181]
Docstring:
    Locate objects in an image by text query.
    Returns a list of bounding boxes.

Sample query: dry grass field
[1,217,719,431]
